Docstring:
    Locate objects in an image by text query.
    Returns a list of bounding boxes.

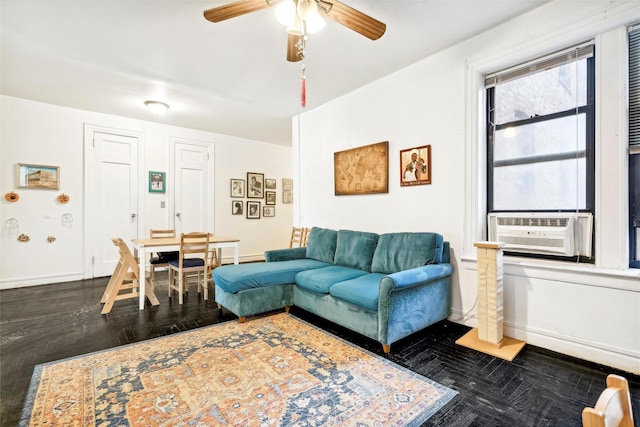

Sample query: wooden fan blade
[323,0,386,40]
[287,34,304,62]
[204,0,270,23]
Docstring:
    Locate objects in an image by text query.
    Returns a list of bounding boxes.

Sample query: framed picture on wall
[263,206,275,217]
[265,178,276,189]
[247,201,261,219]
[247,172,264,198]
[265,191,276,205]
[282,178,293,204]
[232,200,244,215]
[16,163,60,190]
[230,179,245,197]
[148,171,166,193]
[400,145,431,186]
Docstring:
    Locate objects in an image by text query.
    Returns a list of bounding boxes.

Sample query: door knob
[131,213,137,219]
[176,212,181,218]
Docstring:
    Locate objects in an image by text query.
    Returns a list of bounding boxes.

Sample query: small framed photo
[282,178,293,191]
[247,201,261,219]
[400,145,431,187]
[247,172,264,198]
[232,200,244,215]
[265,178,276,189]
[230,179,245,198]
[149,171,166,193]
[263,206,275,217]
[283,192,292,204]
[16,163,60,190]
[265,191,276,205]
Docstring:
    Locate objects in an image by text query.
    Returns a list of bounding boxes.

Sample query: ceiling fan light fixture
[274,0,296,26]
[144,100,170,114]
[305,13,325,33]
[296,0,318,20]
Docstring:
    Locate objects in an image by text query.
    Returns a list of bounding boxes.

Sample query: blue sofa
[213,227,453,353]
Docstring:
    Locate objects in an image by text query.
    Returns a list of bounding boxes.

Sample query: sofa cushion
[329,273,385,312]
[213,259,330,294]
[333,230,379,272]
[305,227,338,264]
[295,266,369,294]
[370,232,444,274]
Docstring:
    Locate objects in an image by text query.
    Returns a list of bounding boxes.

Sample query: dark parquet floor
[1,274,639,426]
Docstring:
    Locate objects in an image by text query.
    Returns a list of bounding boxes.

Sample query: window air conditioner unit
[487,212,593,257]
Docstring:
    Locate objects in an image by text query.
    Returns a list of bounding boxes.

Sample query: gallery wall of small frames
[230,174,292,219]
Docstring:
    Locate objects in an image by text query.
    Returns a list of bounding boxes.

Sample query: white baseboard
[0,272,85,290]
[449,308,640,375]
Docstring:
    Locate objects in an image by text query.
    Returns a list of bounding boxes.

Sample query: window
[485,44,595,260]
[629,26,640,268]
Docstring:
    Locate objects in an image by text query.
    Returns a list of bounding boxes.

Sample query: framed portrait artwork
[246,201,261,219]
[400,145,431,186]
[231,200,244,215]
[148,171,166,193]
[265,178,276,189]
[247,172,264,198]
[263,206,275,217]
[16,163,60,190]
[265,191,276,205]
[230,179,245,198]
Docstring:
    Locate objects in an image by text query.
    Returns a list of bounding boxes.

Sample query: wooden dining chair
[100,237,160,314]
[290,227,310,248]
[167,232,210,304]
[582,374,634,427]
[149,229,178,284]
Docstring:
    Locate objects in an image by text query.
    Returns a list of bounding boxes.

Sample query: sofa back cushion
[333,229,379,271]
[371,232,444,274]
[305,227,338,264]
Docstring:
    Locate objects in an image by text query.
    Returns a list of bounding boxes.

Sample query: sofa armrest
[264,247,307,262]
[380,263,453,292]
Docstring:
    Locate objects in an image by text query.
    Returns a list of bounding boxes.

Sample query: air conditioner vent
[496,217,570,227]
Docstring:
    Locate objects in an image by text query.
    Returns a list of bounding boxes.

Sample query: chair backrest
[111,237,139,278]
[178,232,210,266]
[302,227,311,246]
[582,374,634,427]
[290,227,309,248]
[150,229,176,239]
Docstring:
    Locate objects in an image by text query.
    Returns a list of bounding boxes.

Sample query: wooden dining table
[132,235,240,310]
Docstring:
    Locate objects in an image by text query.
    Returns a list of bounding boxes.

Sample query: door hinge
[92,256,95,265]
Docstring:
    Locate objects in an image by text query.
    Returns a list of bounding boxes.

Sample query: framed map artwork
[333,141,388,196]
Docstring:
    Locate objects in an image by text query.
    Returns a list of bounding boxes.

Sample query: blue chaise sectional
[212,226,453,353]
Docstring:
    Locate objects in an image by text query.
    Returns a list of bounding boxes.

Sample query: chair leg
[178,271,184,304]
[203,271,208,300]
[101,261,123,304]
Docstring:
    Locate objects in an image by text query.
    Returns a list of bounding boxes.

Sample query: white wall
[1,96,293,288]
[293,0,640,374]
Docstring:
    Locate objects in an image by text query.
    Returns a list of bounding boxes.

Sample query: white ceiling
[1,0,548,146]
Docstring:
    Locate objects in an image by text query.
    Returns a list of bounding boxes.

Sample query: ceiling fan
[203,0,386,62]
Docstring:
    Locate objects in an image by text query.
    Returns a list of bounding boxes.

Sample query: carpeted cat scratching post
[456,241,525,361]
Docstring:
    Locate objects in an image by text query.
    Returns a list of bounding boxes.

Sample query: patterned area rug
[20,313,457,426]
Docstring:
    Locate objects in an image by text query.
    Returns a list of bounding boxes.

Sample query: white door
[172,139,213,235]
[85,126,141,277]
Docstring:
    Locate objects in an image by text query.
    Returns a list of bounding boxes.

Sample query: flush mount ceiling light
[144,100,170,113]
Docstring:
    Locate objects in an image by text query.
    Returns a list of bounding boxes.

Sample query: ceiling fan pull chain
[301,63,307,107]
